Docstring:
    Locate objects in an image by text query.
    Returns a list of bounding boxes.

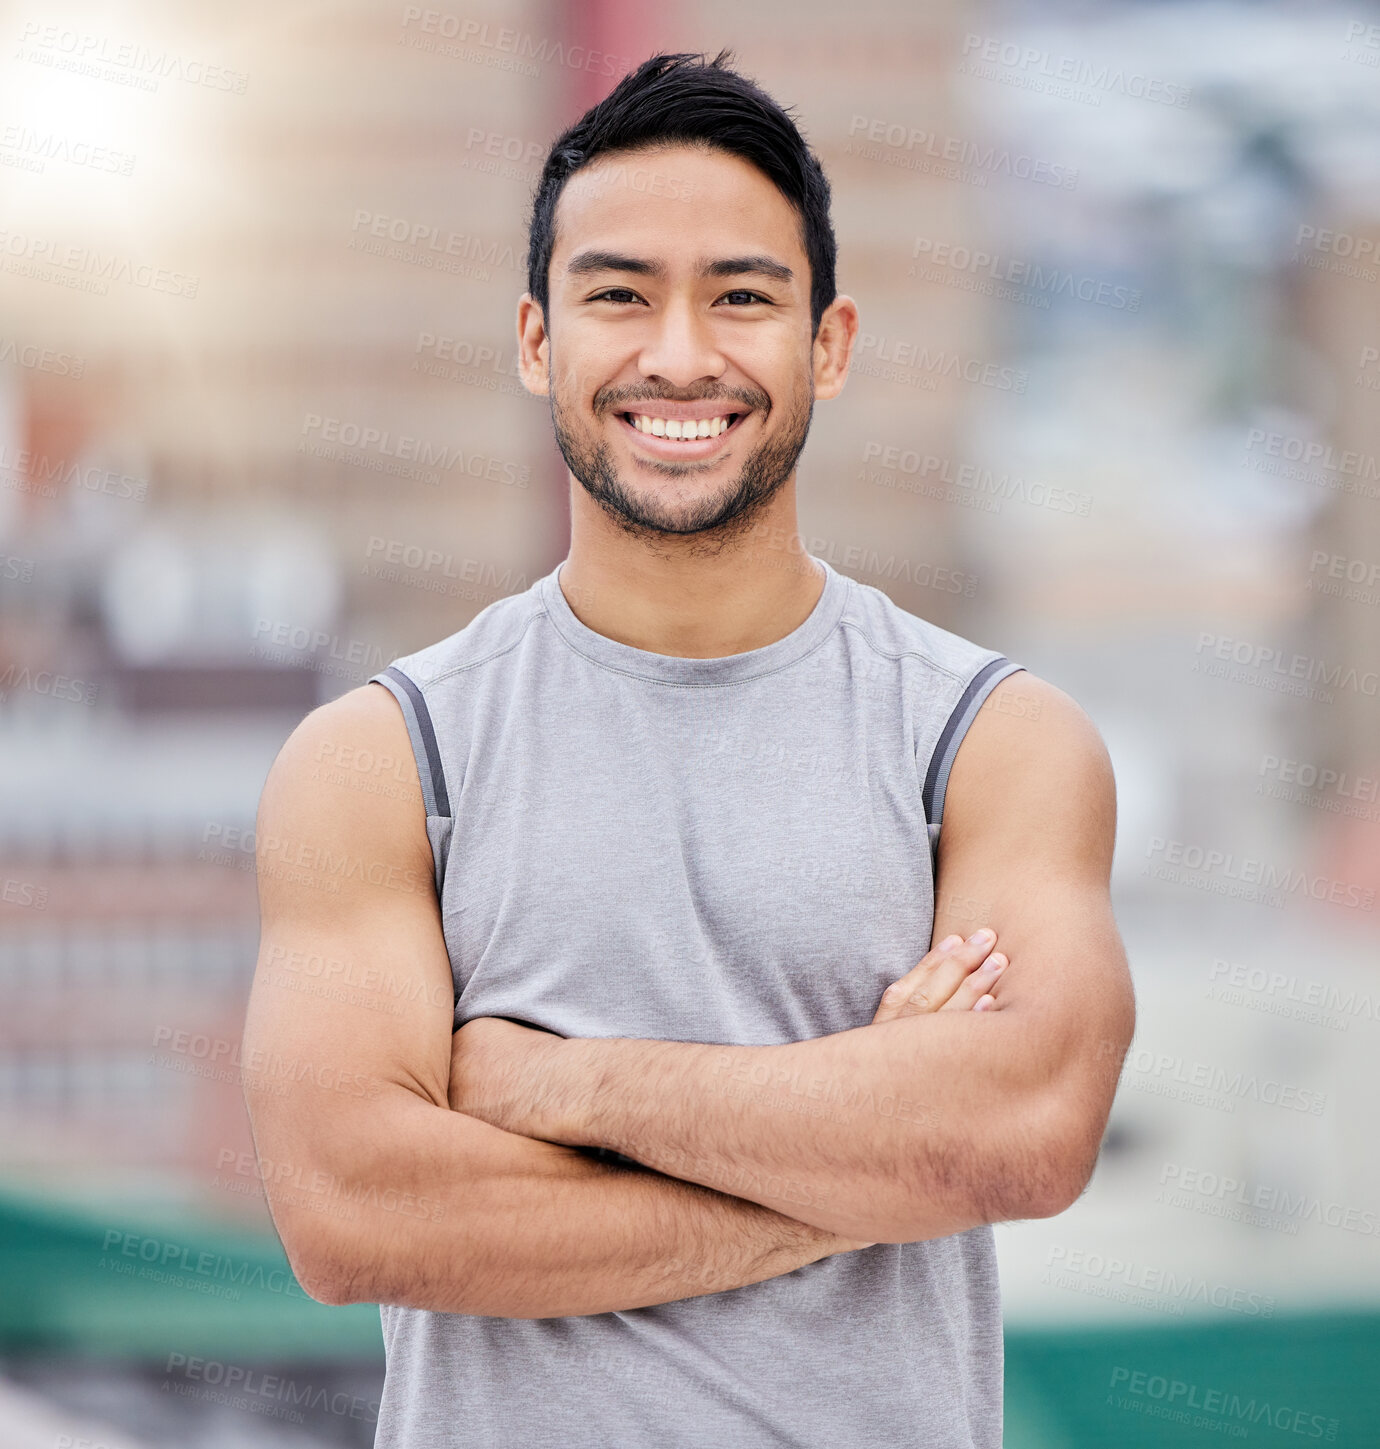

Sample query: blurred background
[1,0,1378,1443]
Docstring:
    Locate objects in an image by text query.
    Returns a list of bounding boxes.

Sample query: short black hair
[525,49,837,337]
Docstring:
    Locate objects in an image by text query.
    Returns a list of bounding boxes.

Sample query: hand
[870,928,1007,1025]
[796,1223,879,1259]
[448,1016,568,1137]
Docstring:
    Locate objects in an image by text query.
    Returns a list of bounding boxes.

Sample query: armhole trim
[923,657,1025,852]
[369,665,452,818]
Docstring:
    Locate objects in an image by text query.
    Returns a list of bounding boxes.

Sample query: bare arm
[241,682,869,1317]
[449,673,1137,1244]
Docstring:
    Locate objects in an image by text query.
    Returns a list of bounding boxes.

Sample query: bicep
[930,673,1135,1093]
[242,684,456,1216]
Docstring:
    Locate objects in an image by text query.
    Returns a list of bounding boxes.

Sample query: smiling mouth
[618,411,748,441]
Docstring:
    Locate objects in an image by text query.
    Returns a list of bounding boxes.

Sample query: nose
[635,295,726,390]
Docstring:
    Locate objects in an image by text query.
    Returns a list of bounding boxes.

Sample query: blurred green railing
[0,1184,381,1359]
[2,1185,1375,1444]
[1005,1311,1377,1448]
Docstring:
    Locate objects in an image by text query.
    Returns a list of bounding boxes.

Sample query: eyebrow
[564,250,795,286]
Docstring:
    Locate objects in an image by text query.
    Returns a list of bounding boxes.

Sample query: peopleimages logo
[1157,1162,1380,1237]
[0,124,136,176]
[164,1352,380,1426]
[397,7,630,77]
[214,1148,443,1223]
[0,334,86,375]
[16,21,249,92]
[363,537,531,591]
[1208,956,1378,1032]
[0,442,150,501]
[1143,835,1375,911]
[1194,632,1379,698]
[301,414,531,488]
[249,618,392,675]
[1119,1044,1326,1115]
[98,1230,312,1301]
[347,210,522,272]
[845,116,1079,188]
[1307,549,1380,608]
[853,332,1027,392]
[1256,752,1380,825]
[911,237,1139,308]
[1044,1245,1274,1318]
[956,32,1192,107]
[150,1025,381,1099]
[1107,1366,1338,1440]
[859,440,1092,516]
[0,227,199,296]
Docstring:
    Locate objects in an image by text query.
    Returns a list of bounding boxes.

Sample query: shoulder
[257,684,432,886]
[264,682,415,793]
[836,572,1007,686]
[943,671,1116,872]
[970,671,1109,764]
[382,582,548,690]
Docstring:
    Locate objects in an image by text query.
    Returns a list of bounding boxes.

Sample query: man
[243,50,1134,1448]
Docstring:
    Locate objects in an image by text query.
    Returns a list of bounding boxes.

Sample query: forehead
[550,144,805,281]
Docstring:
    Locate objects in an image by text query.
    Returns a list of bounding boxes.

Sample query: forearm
[469,1013,1070,1242]
[269,1087,866,1317]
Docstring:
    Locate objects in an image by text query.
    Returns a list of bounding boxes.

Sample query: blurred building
[1,0,1378,1444]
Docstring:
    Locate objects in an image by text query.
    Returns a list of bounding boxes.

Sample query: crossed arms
[241,671,1134,1315]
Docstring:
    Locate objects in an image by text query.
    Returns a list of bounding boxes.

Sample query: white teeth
[628,413,734,439]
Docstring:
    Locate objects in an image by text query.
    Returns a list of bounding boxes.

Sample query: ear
[516,293,550,396]
[811,294,859,401]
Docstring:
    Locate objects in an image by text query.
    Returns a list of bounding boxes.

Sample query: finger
[872,934,962,1024]
[873,930,990,1023]
[892,931,998,1018]
[938,952,1007,1012]
[891,943,1003,1019]
[873,928,998,1023]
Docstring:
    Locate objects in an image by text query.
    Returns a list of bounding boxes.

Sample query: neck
[558,477,826,659]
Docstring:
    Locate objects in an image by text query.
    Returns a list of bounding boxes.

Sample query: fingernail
[974,995,994,1011]
[937,934,963,951]
[968,928,994,946]
[985,955,1006,973]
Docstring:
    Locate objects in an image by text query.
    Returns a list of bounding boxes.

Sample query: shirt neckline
[538,554,849,686]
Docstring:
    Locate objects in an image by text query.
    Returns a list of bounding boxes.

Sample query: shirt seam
[835,616,971,688]
[396,578,1004,694]
[405,604,547,688]
[831,618,1009,805]
[535,579,850,689]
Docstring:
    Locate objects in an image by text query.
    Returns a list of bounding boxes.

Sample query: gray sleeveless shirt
[368,555,1023,1448]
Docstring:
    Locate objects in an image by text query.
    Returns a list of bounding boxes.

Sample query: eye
[589,287,644,305]
[718,290,770,306]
